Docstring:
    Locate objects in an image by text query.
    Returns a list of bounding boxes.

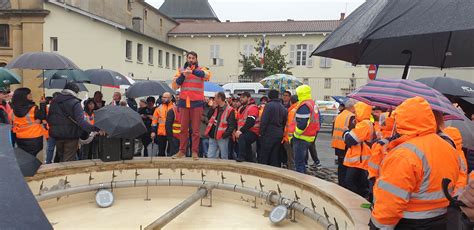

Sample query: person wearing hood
[258,90,287,167]
[47,83,96,162]
[235,92,260,162]
[151,92,174,157]
[370,97,460,229]
[292,85,320,173]
[10,88,46,156]
[343,101,373,197]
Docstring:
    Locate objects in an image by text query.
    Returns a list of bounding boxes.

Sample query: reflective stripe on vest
[331,110,354,149]
[370,216,395,229]
[237,104,260,135]
[380,142,454,202]
[403,207,447,219]
[12,107,43,138]
[172,107,181,138]
[344,155,370,163]
[180,70,205,101]
[293,100,319,142]
[206,105,232,140]
[368,161,380,171]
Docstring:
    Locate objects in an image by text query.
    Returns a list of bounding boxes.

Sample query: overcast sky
[146,0,365,21]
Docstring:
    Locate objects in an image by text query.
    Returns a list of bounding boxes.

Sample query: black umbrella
[313,0,474,78]
[5,52,79,70]
[85,68,132,89]
[416,77,474,98]
[39,78,88,92]
[0,124,52,229]
[6,51,80,94]
[446,116,474,150]
[94,105,146,139]
[125,80,175,98]
[39,69,91,83]
[14,148,42,177]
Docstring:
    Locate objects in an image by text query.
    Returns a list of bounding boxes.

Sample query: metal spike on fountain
[88,173,94,185]
[240,175,246,187]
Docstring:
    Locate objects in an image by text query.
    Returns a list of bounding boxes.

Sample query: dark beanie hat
[64,82,80,94]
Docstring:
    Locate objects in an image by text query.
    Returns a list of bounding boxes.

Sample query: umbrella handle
[401,50,412,80]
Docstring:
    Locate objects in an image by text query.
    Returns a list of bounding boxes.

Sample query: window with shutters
[324,78,331,89]
[148,47,154,65]
[296,44,307,66]
[320,57,332,68]
[165,52,170,68]
[137,43,143,63]
[178,56,182,67]
[242,44,253,57]
[158,50,163,67]
[0,25,9,47]
[211,44,223,66]
[172,54,176,70]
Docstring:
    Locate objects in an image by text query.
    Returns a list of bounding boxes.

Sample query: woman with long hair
[80,98,98,159]
[11,88,46,156]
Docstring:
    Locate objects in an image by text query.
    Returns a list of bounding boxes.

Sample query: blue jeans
[46,137,56,164]
[293,138,311,173]
[207,138,229,159]
[200,138,209,158]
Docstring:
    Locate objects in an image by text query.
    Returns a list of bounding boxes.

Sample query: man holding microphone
[172,51,211,160]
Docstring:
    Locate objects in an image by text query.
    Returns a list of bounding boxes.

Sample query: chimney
[226,20,230,22]
[340,12,346,20]
[287,19,294,22]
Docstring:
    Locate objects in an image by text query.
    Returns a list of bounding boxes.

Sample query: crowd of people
[1,50,474,229]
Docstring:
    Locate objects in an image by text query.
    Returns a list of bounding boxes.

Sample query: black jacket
[47,90,95,140]
[259,100,287,139]
[165,109,176,139]
[207,104,236,139]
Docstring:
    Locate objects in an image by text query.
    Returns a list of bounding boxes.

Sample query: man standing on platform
[171,51,211,160]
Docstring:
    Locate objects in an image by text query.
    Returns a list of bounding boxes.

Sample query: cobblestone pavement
[308,127,339,183]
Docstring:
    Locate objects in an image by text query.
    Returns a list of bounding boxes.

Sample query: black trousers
[81,138,99,159]
[155,135,170,157]
[307,140,320,164]
[237,132,258,162]
[344,167,369,198]
[258,136,282,167]
[141,134,152,157]
[16,137,43,157]
[370,214,447,230]
[168,136,180,156]
[335,148,348,187]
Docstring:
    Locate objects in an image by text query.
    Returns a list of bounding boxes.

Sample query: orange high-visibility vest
[331,109,355,150]
[11,106,43,139]
[368,138,390,180]
[343,119,374,170]
[84,112,95,125]
[171,106,181,139]
[293,99,320,143]
[371,134,459,228]
[237,104,260,136]
[283,103,299,142]
[205,105,233,140]
[177,66,210,107]
[152,103,173,136]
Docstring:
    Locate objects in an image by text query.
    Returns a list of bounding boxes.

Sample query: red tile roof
[168,20,341,35]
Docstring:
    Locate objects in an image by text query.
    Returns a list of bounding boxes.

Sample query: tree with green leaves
[239,39,292,80]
